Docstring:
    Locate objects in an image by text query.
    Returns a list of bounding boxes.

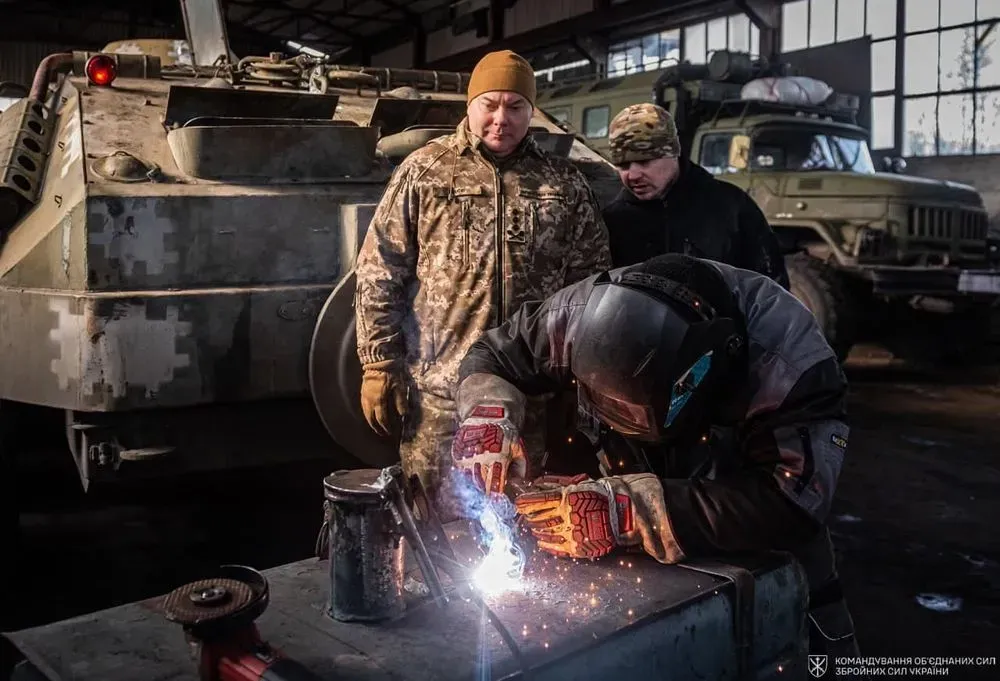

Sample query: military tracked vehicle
[0,17,622,502]
[536,51,999,361]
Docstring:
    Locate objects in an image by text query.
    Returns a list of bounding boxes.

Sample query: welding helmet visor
[571,270,742,443]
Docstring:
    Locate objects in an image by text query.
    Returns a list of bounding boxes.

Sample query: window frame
[582,105,611,139]
[697,132,739,173]
[779,0,1000,157]
[900,13,1000,157]
[594,0,1000,157]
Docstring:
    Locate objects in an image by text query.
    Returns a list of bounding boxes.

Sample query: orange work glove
[451,404,528,496]
[514,473,675,561]
[360,359,410,435]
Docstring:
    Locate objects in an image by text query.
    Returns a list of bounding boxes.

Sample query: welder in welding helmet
[454,254,858,656]
[570,267,745,446]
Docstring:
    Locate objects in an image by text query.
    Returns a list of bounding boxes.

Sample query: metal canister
[322,469,405,622]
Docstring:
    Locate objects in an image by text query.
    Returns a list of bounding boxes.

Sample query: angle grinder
[161,565,324,681]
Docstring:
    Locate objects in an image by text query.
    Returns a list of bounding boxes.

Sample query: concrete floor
[2,353,999,676]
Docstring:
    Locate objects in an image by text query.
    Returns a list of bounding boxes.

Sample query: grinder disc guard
[162,578,253,626]
[161,565,270,639]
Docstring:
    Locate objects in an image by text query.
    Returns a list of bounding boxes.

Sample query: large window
[781,0,898,151]
[681,14,761,65]
[606,13,762,78]
[535,59,590,83]
[607,30,681,77]
[782,0,1000,157]
[900,0,1000,156]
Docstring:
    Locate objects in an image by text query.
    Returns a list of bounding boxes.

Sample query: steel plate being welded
[308,269,400,467]
[3,533,810,681]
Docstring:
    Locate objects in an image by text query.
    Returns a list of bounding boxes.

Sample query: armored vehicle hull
[0,49,621,491]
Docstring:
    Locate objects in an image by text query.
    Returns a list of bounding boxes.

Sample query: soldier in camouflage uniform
[603,103,789,288]
[355,49,612,516]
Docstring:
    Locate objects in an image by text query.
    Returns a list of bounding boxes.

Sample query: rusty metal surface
[3,522,810,681]
[0,70,617,415]
[366,98,467,137]
[166,123,379,181]
[0,51,625,484]
[163,86,341,128]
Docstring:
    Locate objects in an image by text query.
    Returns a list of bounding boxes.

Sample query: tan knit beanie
[467,50,536,106]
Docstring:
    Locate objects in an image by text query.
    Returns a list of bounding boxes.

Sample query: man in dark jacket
[450,254,857,656]
[602,103,789,289]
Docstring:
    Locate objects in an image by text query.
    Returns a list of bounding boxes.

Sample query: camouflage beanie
[467,50,537,107]
[608,103,681,165]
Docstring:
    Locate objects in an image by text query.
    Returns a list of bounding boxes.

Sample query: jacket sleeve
[564,179,613,284]
[655,356,848,559]
[456,275,596,429]
[354,164,419,366]
[733,193,790,289]
[651,269,848,559]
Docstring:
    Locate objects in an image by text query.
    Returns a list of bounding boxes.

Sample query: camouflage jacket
[355,119,612,399]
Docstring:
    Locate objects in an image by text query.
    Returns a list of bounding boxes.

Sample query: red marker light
[85,54,117,86]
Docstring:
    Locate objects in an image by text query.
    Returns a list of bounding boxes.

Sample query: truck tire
[785,253,856,362]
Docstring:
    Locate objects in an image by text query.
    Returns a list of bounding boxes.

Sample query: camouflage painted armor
[608,103,681,165]
[355,118,612,506]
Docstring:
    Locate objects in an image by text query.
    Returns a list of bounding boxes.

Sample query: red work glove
[451,404,528,496]
[513,474,637,560]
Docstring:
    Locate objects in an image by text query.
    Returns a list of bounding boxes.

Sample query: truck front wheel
[786,253,856,362]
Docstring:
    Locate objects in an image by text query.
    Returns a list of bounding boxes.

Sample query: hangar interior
[1,0,998,221]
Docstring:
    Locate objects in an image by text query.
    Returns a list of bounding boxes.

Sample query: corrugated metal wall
[371,42,414,69]
[0,10,181,88]
[504,0,592,37]
[425,25,490,63]
[0,41,78,89]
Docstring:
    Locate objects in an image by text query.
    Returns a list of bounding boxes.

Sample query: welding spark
[472,499,526,596]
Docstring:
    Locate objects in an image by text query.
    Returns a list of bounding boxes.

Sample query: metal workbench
[4,532,811,681]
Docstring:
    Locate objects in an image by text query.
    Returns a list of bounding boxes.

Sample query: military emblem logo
[808,654,829,677]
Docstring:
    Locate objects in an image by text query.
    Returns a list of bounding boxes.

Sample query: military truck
[535,51,998,361]
[0,2,622,512]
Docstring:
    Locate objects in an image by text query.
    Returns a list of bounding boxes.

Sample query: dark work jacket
[603,160,790,289]
[457,258,847,557]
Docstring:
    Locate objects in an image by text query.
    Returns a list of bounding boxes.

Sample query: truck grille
[906,206,988,241]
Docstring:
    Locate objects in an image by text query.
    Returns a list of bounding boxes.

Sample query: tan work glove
[360,359,410,435]
[451,404,528,496]
[513,473,684,563]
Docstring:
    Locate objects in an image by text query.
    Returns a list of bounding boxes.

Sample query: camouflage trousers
[400,390,548,522]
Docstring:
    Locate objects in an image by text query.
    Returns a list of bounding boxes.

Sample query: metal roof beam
[372,0,419,21]
[734,0,780,58]
[362,0,730,71]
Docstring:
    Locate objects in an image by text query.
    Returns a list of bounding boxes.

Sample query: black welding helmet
[571,256,746,443]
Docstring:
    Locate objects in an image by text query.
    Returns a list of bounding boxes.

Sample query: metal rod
[380,466,449,607]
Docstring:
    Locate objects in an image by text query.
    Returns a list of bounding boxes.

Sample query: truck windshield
[751,126,876,174]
